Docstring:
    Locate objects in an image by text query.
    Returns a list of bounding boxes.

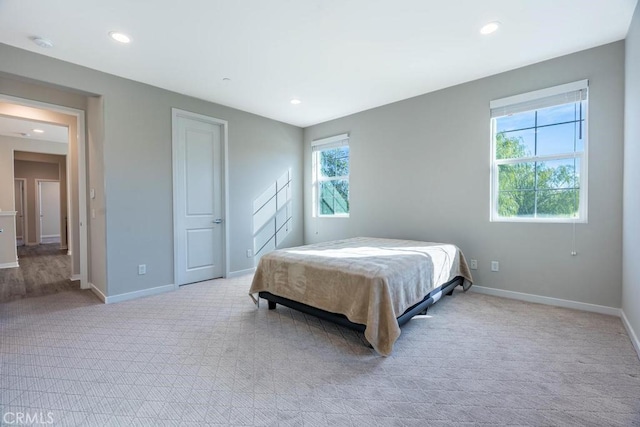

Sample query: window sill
[491,217,587,224]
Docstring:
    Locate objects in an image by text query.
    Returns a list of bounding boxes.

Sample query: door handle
[212,219,223,224]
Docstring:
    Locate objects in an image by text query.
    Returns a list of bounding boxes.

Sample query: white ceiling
[0,0,636,127]
[0,115,68,143]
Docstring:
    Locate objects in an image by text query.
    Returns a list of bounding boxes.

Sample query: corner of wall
[621,310,640,360]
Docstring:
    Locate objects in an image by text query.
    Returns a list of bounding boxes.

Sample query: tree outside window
[312,134,350,217]
[491,82,587,222]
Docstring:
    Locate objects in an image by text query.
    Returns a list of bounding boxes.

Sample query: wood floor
[0,244,79,303]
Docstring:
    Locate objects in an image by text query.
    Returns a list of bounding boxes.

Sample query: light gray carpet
[1,275,639,426]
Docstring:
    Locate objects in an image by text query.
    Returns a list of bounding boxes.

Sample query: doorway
[0,94,88,289]
[172,108,229,286]
[37,180,61,244]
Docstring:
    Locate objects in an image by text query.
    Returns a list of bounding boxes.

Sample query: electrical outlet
[246,249,253,258]
[138,264,146,275]
[469,259,478,270]
[491,261,499,272]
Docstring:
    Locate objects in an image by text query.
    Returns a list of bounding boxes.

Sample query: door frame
[35,179,61,244]
[0,93,89,289]
[14,178,27,245]
[171,108,230,288]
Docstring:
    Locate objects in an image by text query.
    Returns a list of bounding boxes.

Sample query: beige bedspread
[249,237,473,356]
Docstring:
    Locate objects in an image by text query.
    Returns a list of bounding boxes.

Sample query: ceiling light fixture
[31,37,54,48]
[32,129,44,133]
[109,31,131,44]
[480,21,500,35]
[290,99,302,105]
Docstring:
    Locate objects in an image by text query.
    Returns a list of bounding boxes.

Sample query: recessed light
[480,21,500,35]
[290,99,302,105]
[31,37,54,48]
[32,129,44,133]
[109,31,131,44]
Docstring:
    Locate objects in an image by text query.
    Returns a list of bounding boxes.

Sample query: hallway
[0,244,78,302]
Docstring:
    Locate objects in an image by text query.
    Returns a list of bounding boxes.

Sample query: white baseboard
[89,283,106,303]
[0,261,19,269]
[104,283,175,304]
[41,236,61,244]
[70,274,81,281]
[67,250,72,256]
[470,285,621,317]
[621,310,640,360]
[228,267,256,278]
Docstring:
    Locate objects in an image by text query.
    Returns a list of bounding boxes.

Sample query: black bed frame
[258,276,464,335]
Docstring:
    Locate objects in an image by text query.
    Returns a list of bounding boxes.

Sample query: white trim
[0,94,89,290]
[70,274,81,281]
[228,267,256,278]
[489,85,589,224]
[14,178,27,245]
[89,282,106,303]
[0,262,19,269]
[0,211,17,216]
[222,116,230,279]
[490,80,589,110]
[104,284,174,304]
[76,110,89,290]
[312,139,351,218]
[171,108,230,286]
[469,285,621,317]
[621,310,640,360]
[311,133,349,147]
[41,235,61,244]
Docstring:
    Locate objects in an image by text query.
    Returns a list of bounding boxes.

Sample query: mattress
[249,237,473,355]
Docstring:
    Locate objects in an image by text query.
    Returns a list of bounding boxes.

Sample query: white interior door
[14,179,25,245]
[174,112,224,285]
[38,181,61,244]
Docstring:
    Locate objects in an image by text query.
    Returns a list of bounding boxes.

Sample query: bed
[249,237,473,356]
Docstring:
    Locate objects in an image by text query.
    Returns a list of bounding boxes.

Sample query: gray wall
[0,43,303,298]
[623,6,640,346]
[304,42,625,308]
[87,96,107,295]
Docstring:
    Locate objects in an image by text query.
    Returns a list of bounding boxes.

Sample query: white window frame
[312,133,350,218]
[490,80,589,223]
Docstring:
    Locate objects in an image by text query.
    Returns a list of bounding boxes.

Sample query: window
[490,80,588,222]
[312,133,350,217]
